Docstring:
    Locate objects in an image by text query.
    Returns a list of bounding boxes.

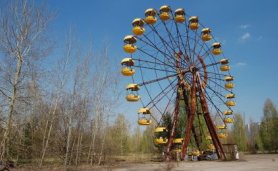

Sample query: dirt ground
[12,154,278,171]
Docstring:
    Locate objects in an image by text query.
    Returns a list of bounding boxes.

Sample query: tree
[232,113,247,151]
[0,0,53,160]
[105,114,129,156]
[247,118,262,153]
[259,99,278,152]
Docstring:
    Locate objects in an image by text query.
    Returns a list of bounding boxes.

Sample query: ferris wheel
[120,5,235,160]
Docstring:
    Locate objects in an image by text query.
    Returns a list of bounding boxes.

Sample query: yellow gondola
[121,67,135,76]
[138,107,151,114]
[206,135,212,140]
[121,58,134,66]
[224,76,234,81]
[226,93,235,99]
[155,126,167,133]
[201,28,212,41]
[217,125,226,129]
[172,138,182,152]
[154,137,168,144]
[218,133,228,139]
[220,58,229,65]
[208,144,215,150]
[224,117,234,123]
[126,83,140,91]
[223,110,233,115]
[189,16,199,30]
[225,82,234,89]
[124,35,137,44]
[154,127,168,144]
[138,118,151,125]
[145,8,157,25]
[212,42,222,55]
[226,100,236,106]
[173,138,183,144]
[192,150,200,156]
[133,26,145,36]
[174,8,185,23]
[126,94,140,102]
[132,18,145,36]
[123,36,137,53]
[123,44,137,53]
[132,18,145,35]
[159,5,171,21]
[220,65,230,71]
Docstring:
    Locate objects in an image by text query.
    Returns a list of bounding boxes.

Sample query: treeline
[229,99,278,153]
[0,0,157,169]
[0,0,161,169]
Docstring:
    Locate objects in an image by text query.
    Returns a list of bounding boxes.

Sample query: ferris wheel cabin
[174,8,185,23]
[125,84,140,102]
[201,28,212,41]
[154,127,168,145]
[123,35,137,53]
[159,5,171,21]
[121,58,135,76]
[132,18,145,35]
[137,107,151,126]
[145,8,157,25]
[212,42,222,55]
[189,16,199,30]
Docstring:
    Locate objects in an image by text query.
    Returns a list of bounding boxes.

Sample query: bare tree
[86,44,120,165]
[39,29,75,167]
[0,0,53,160]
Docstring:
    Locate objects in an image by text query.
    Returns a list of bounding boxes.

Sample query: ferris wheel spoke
[137,68,190,87]
[133,65,176,73]
[133,57,176,69]
[202,71,230,77]
[138,31,173,62]
[205,77,233,93]
[191,30,201,65]
[202,91,225,122]
[148,24,176,53]
[145,78,178,118]
[145,77,178,108]
[204,85,234,111]
[137,35,174,64]
[146,24,178,58]
[153,58,177,102]
[161,21,183,52]
[182,22,195,64]
[137,47,176,70]
[171,12,189,60]
[158,88,177,124]
[161,22,177,51]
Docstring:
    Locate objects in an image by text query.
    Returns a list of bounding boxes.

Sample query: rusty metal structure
[121,6,235,161]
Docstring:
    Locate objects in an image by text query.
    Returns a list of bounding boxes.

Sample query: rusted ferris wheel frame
[121,6,235,161]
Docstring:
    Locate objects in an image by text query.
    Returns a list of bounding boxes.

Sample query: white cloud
[240,24,251,29]
[236,62,247,67]
[240,32,251,41]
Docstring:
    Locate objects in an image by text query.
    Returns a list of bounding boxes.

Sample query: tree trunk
[39,98,59,168]
[64,116,72,170]
[1,57,23,159]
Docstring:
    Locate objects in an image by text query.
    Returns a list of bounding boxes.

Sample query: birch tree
[0,0,53,160]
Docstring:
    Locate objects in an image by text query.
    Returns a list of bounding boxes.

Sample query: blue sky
[33,0,278,124]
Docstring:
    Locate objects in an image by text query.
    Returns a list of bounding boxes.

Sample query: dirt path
[92,154,278,171]
[12,154,278,171]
